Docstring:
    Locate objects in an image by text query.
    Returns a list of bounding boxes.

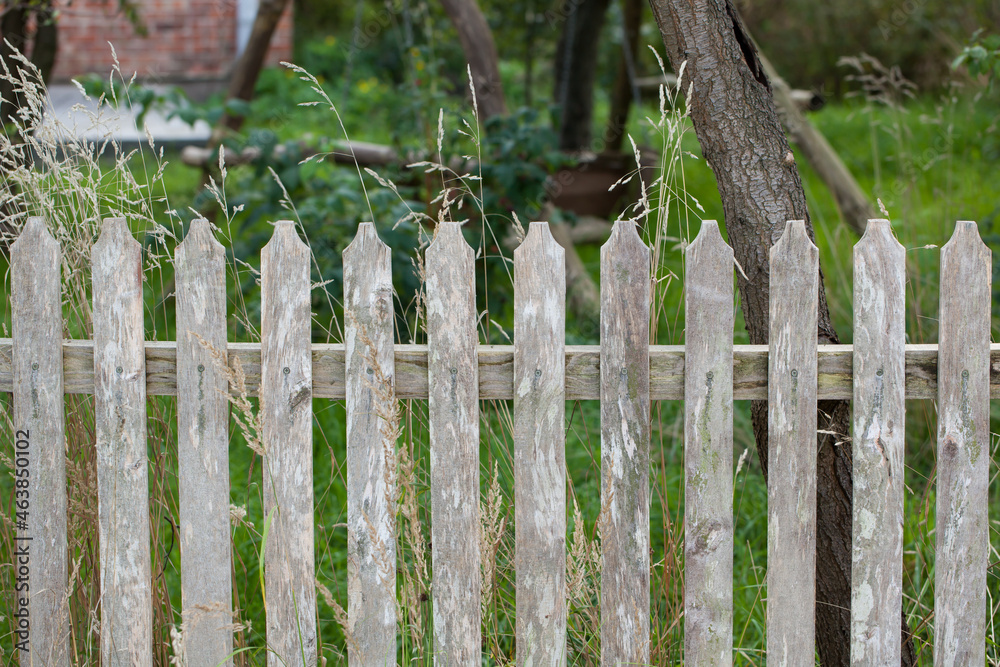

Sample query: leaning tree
[643,1,917,665]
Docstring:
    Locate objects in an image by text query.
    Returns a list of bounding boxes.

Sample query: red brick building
[51,0,294,85]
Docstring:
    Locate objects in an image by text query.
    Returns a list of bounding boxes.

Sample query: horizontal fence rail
[6,215,994,666]
[2,340,998,400]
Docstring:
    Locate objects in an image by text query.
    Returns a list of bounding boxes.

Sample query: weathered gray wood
[0,339,997,400]
[260,221,317,666]
[934,220,991,667]
[766,220,818,666]
[850,219,905,665]
[175,219,233,667]
[514,221,567,666]
[344,222,396,665]
[92,217,152,667]
[426,222,481,664]
[11,218,69,667]
[683,220,734,667]
[600,220,651,665]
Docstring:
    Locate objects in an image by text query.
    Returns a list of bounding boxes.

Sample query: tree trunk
[0,2,29,130]
[30,2,58,85]
[644,1,917,665]
[554,0,612,151]
[605,0,643,153]
[213,0,290,140]
[440,0,507,120]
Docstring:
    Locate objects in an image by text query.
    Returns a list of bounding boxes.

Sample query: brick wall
[51,0,294,83]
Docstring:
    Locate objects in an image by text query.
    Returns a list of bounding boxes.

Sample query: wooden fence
[4,215,996,666]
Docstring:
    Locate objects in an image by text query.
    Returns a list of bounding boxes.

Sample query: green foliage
[952,30,1000,88]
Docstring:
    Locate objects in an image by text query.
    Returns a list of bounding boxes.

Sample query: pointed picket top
[601,218,648,255]
[942,219,990,257]
[344,221,389,258]
[514,220,563,267]
[12,216,58,256]
[428,219,472,255]
[770,219,817,262]
[178,217,225,257]
[93,216,139,255]
[686,219,731,256]
[262,219,309,255]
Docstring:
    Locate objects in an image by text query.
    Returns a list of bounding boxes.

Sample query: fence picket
[11,218,68,667]
[850,219,905,665]
[934,220,991,667]
[766,220,818,666]
[176,219,233,666]
[92,217,152,666]
[683,220,734,667]
[514,221,567,665]
[426,221,481,663]
[260,221,317,666]
[600,220,651,665]
[344,222,397,664]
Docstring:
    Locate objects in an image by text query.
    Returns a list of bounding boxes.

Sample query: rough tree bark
[440,0,507,119]
[554,0,612,150]
[644,1,917,665]
[213,0,290,141]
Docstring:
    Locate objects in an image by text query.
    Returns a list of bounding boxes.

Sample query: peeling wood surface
[683,221,734,667]
[344,222,397,665]
[12,218,69,667]
[766,221,818,666]
[92,217,152,667]
[3,341,992,401]
[850,220,905,665]
[176,219,234,667]
[260,221,317,666]
[426,222,481,663]
[934,221,991,667]
[599,220,650,665]
[514,222,567,666]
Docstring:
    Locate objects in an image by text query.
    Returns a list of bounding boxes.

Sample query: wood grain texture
[600,220,650,665]
[683,220,734,667]
[175,219,233,667]
[92,217,152,667]
[514,221,567,666]
[344,222,397,665]
[260,221,317,666]
[850,220,905,665]
[0,341,997,401]
[766,220,818,666]
[11,218,69,667]
[426,222,481,663]
[934,221,991,667]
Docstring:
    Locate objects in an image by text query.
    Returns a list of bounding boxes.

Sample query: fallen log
[635,74,825,112]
